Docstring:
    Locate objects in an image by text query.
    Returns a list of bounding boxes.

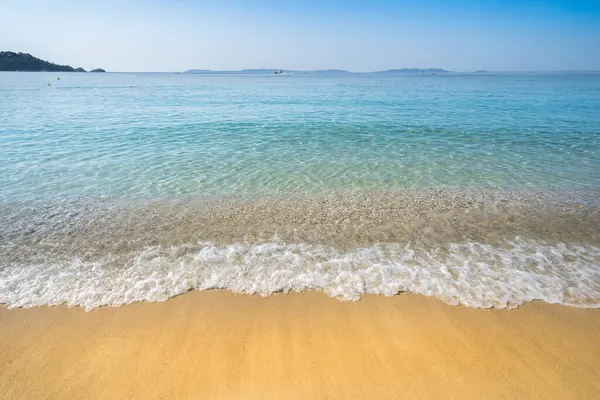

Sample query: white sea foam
[1,238,599,311]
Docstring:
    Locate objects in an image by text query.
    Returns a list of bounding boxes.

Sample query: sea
[1,71,599,310]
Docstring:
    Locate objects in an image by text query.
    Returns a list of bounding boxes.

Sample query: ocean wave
[1,238,598,310]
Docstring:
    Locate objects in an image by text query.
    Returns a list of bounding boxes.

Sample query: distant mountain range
[0,52,105,72]
[0,51,449,75]
[372,68,449,74]
[184,68,450,75]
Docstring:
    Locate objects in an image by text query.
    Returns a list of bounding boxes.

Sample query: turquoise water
[1,72,599,202]
[1,71,600,310]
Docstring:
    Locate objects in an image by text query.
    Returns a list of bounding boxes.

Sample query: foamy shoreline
[1,189,599,310]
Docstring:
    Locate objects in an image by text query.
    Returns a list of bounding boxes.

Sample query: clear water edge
[1,72,599,310]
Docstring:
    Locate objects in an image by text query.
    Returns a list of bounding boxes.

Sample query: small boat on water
[274,69,284,75]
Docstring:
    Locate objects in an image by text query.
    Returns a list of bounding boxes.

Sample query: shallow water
[1,72,600,201]
[1,72,599,309]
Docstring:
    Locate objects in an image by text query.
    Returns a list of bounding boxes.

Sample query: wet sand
[1,291,599,399]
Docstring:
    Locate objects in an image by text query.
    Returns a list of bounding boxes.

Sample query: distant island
[0,51,106,72]
[373,68,449,74]
[184,68,449,75]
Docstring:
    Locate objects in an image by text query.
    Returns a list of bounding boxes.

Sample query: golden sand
[1,291,599,399]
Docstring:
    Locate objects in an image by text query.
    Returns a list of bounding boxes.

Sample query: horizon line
[78,69,600,74]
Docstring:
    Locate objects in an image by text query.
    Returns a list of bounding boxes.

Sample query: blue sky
[1,0,599,72]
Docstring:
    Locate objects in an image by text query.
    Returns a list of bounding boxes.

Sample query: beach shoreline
[3,188,599,311]
[1,290,599,399]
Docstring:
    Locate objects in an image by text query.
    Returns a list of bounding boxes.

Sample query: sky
[1,0,599,72]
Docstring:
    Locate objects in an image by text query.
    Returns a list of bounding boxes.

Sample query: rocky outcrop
[0,51,105,73]
[0,51,77,72]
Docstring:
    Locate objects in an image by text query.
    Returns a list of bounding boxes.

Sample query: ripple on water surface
[1,72,599,309]
[0,72,599,201]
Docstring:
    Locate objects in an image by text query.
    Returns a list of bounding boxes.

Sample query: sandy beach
[1,291,599,399]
